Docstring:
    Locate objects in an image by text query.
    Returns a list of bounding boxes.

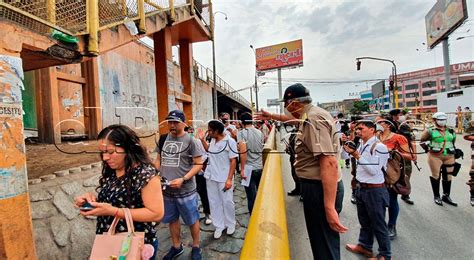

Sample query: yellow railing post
[241,125,290,259]
[169,0,176,22]
[121,0,127,16]
[190,0,195,15]
[46,0,56,24]
[138,0,146,33]
[87,0,99,55]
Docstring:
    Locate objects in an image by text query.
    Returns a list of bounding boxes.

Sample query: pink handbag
[89,208,144,260]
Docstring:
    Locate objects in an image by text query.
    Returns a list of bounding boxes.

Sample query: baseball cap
[278,83,311,103]
[166,110,185,122]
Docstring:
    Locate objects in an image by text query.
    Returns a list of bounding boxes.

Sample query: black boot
[401,195,414,205]
[430,177,443,206]
[442,181,458,206]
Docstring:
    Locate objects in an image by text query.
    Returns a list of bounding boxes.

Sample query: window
[423,100,437,106]
[440,78,457,86]
[406,101,417,107]
[398,102,404,108]
[398,94,403,99]
[405,84,419,90]
[422,81,436,88]
[422,89,437,96]
[406,93,418,98]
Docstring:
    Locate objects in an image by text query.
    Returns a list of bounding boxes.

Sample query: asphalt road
[280,130,474,260]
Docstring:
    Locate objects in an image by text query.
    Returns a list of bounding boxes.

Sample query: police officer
[420,112,458,206]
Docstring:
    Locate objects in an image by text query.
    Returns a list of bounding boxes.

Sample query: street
[281,129,474,260]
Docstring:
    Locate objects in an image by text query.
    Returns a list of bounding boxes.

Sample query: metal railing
[1,0,211,53]
[193,60,251,109]
[241,126,290,259]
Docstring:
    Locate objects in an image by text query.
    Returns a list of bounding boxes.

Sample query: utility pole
[250,45,259,111]
[211,10,228,118]
[442,39,451,92]
[278,68,283,114]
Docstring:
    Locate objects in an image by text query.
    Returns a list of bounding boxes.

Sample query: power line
[259,77,387,85]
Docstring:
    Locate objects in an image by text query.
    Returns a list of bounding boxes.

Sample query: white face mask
[376,124,384,132]
[436,120,447,127]
[398,115,406,123]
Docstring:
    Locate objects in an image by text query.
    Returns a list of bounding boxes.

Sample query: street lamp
[249,45,259,111]
[211,11,228,118]
[356,56,398,109]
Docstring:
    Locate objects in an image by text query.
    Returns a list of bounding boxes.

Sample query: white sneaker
[226,226,235,235]
[205,216,212,225]
[214,229,223,239]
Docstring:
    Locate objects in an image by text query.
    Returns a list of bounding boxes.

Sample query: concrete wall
[192,77,213,126]
[97,42,158,136]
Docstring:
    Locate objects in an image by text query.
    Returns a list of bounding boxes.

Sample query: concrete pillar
[82,58,102,139]
[0,55,37,258]
[153,27,174,134]
[179,39,194,124]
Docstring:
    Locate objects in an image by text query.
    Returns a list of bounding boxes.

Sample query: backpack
[370,142,409,195]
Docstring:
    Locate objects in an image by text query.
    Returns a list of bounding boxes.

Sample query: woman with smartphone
[74,124,164,259]
[199,120,238,239]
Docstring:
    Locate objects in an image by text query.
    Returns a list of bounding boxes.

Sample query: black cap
[389,109,401,116]
[166,110,185,122]
[278,83,310,102]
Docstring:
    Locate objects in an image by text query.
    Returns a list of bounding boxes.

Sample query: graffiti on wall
[0,55,28,199]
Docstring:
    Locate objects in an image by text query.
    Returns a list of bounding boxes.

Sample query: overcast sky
[191,0,474,113]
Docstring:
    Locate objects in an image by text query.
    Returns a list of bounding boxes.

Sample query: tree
[350,101,370,114]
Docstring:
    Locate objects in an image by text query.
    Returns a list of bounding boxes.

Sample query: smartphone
[222,187,227,192]
[79,202,95,211]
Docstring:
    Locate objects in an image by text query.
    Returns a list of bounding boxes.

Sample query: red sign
[255,40,303,72]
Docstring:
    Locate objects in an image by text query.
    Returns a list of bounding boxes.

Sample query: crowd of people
[72,82,473,260]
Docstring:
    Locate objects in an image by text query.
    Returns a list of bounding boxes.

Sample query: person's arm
[225,158,237,190]
[320,155,348,233]
[254,110,295,123]
[169,155,203,189]
[399,142,416,160]
[153,153,161,170]
[238,141,248,180]
[82,176,164,222]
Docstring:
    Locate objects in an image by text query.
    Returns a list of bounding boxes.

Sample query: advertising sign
[425,0,468,49]
[266,98,280,107]
[255,39,303,72]
[371,80,385,99]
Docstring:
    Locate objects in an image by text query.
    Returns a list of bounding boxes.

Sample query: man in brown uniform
[256,83,347,259]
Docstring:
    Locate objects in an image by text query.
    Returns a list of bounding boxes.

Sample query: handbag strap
[107,208,135,235]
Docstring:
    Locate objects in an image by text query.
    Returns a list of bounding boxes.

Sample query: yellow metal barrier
[241,126,290,259]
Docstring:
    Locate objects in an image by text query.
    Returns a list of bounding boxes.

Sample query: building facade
[395,61,474,113]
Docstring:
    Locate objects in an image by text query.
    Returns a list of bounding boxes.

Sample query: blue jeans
[244,169,262,214]
[356,187,391,258]
[388,189,399,226]
[150,239,158,260]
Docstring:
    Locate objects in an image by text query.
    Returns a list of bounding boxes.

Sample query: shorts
[162,193,200,225]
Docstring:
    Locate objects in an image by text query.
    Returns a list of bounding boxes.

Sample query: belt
[299,178,322,184]
[359,183,385,189]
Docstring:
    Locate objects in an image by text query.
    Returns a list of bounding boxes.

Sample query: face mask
[436,120,447,126]
[376,124,384,132]
[222,119,228,124]
[398,115,406,123]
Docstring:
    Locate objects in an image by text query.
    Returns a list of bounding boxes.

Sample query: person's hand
[341,134,348,142]
[74,192,97,207]
[325,207,348,233]
[254,110,271,121]
[240,170,247,180]
[169,177,184,189]
[224,179,233,191]
[196,128,206,140]
[342,144,355,154]
[80,202,116,217]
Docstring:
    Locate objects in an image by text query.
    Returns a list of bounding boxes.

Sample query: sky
[190,0,474,113]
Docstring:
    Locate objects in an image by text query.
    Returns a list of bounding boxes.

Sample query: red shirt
[381,133,408,151]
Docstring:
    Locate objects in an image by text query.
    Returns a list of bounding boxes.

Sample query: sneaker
[205,216,212,225]
[226,226,235,235]
[388,225,397,240]
[471,197,474,207]
[191,246,202,260]
[401,195,414,205]
[163,243,184,260]
[214,229,223,239]
[345,164,350,169]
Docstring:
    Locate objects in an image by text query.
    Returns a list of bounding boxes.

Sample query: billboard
[425,0,468,49]
[371,80,385,99]
[255,39,303,72]
[266,98,280,107]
